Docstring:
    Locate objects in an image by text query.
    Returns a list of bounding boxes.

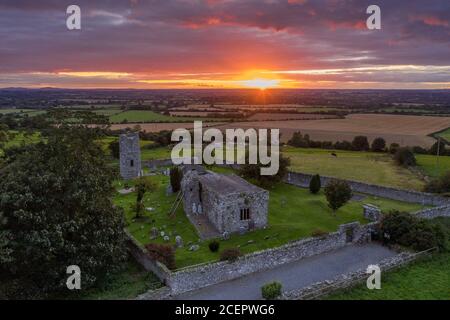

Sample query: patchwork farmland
[216,114,450,148]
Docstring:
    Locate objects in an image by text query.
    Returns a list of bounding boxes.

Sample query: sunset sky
[0,0,449,89]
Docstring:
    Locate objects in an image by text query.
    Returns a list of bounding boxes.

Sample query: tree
[352,136,369,151]
[371,137,386,152]
[109,140,120,159]
[324,180,352,215]
[394,147,416,167]
[170,166,182,192]
[0,127,127,298]
[135,177,157,218]
[424,171,450,194]
[309,174,321,194]
[239,153,290,189]
[429,140,447,156]
[0,212,12,265]
[389,143,400,154]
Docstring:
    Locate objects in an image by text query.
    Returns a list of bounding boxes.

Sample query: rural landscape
[0,0,449,311]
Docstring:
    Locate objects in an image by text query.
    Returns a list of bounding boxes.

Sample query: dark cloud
[0,0,448,88]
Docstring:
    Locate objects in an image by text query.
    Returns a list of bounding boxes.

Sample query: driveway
[175,243,396,300]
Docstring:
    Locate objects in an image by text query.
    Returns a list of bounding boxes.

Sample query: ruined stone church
[181,165,269,236]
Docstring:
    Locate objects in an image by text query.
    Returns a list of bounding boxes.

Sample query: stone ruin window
[130,159,134,167]
[240,208,250,221]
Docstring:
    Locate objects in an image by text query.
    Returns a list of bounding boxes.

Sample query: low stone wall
[282,251,421,300]
[125,231,171,285]
[143,159,174,168]
[285,171,450,206]
[415,205,450,219]
[167,221,374,295]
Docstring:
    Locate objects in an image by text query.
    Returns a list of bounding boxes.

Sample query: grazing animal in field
[331,152,337,157]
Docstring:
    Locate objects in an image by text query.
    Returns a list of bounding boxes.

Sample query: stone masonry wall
[167,221,374,295]
[125,231,171,284]
[415,205,450,219]
[285,171,450,206]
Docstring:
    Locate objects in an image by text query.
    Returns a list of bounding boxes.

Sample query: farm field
[216,114,450,147]
[109,110,229,123]
[109,122,227,132]
[246,113,337,121]
[416,154,450,178]
[436,127,450,142]
[283,146,425,190]
[117,172,425,268]
[327,253,450,300]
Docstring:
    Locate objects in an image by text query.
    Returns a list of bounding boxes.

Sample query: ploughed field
[116,171,425,269]
[215,114,450,148]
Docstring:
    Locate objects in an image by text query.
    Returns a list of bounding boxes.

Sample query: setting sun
[238,78,280,89]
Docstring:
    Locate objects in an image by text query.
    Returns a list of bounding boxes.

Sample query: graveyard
[115,167,426,268]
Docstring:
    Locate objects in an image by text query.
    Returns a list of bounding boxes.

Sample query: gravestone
[150,227,158,240]
[175,235,183,248]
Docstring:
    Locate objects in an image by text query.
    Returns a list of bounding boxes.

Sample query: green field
[327,253,450,300]
[109,110,225,123]
[416,154,450,178]
[283,147,425,191]
[117,171,425,268]
[436,127,450,142]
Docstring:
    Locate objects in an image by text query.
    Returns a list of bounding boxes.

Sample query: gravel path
[175,243,396,300]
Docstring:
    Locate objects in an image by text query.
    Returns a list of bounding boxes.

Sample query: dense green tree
[429,140,447,156]
[324,180,353,214]
[371,137,386,152]
[135,177,157,218]
[0,127,127,298]
[309,174,321,194]
[389,143,400,154]
[239,153,290,189]
[352,136,370,151]
[394,147,416,167]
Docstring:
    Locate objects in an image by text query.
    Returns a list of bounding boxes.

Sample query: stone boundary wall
[125,231,171,284]
[166,221,375,295]
[415,205,450,219]
[285,171,450,206]
[282,248,435,300]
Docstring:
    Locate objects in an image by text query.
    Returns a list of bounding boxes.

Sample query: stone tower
[119,132,142,180]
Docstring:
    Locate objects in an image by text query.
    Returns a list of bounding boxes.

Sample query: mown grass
[117,171,425,269]
[283,146,425,191]
[416,154,450,178]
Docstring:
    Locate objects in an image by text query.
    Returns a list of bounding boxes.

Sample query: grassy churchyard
[116,169,426,269]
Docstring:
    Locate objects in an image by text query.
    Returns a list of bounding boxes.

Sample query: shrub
[220,248,242,262]
[208,240,220,252]
[145,243,176,269]
[371,137,386,152]
[309,174,321,194]
[429,140,447,156]
[352,136,369,151]
[324,180,353,214]
[311,228,328,238]
[108,140,120,159]
[170,166,182,192]
[389,143,400,154]
[424,171,450,194]
[394,148,416,167]
[261,282,282,300]
[380,211,448,252]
